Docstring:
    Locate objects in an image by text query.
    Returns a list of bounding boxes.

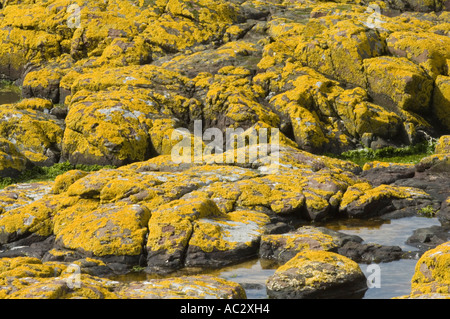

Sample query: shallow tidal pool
[112,216,442,299]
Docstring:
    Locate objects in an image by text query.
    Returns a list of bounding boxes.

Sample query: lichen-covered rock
[0,138,30,178]
[364,56,434,114]
[295,17,386,88]
[409,241,450,297]
[433,76,450,131]
[259,226,341,264]
[184,209,271,268]
[0,256,246,299]
[387,31,450,79]
[266,250,368,299]
[22,54,75,104]
[361,161,416,186]
[435,135,450,154]
[53,201,151,261]
[339,182,432,218]
[115,275,246,299]
[0,181,53,214]
[0,103,64,166]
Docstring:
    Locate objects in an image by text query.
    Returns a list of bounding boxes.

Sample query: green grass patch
[0,161,116,190]
[328,140,437,167]
[0,79,21,94]
[417,205,437,218]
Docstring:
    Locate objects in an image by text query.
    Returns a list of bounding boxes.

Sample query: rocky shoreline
[0,0,449,299]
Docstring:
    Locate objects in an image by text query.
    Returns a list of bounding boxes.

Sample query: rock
[435,135,450,155]
[427,77,450,132]
[0,102,65,167]
[439,197,450,226]
[364,56,434,114]
[337,241,404,263]
[361,161,416,186]
[266,250,368,299]
[61,64,192,166]
[0,256,245,299]
[409,241,450,298]
[0,138,30,178]
[116,275,247,299]
[340,182,432,219]
[295,17,386,88]
[0,235,55,259]
[53,201,151,264]
[406,226,450,251]
[22,54,75,104]
[259,225,361,264]
[386,31,450,79]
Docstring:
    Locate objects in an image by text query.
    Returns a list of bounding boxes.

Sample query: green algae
[0,161,116,189]
[329,140,437,167]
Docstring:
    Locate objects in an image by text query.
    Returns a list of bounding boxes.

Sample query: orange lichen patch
[187,210,270,253]
[0,105,64,166]
[364,56,434,114]
[387,31,450,79]
[266,250,366,298]
[0,138,29,176]
[54,201,150,257]
[435,135,450,154]
[115,275,246,299]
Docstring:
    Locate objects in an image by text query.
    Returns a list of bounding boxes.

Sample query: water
[0,88,21,105]
[215,216,442,299]
[111,216,441,299]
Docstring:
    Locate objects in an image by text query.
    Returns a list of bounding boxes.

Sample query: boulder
[0,102,65,167]
[386,31,450,79]
[364,56,434,114]
[339,182,433,219]
[266,250,368,299]
[0,138,30,178]
[409,241,450,298]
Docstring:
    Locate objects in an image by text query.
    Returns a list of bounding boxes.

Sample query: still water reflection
[112,216,441,299]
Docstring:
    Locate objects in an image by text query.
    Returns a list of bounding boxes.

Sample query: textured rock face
[409,241,450,298]
[0,0,450,299]
[0,257,246,299]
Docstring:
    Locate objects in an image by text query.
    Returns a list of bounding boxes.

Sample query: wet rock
[406,226,450,251]
[266,250,368,299]
[337,241,404,263]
